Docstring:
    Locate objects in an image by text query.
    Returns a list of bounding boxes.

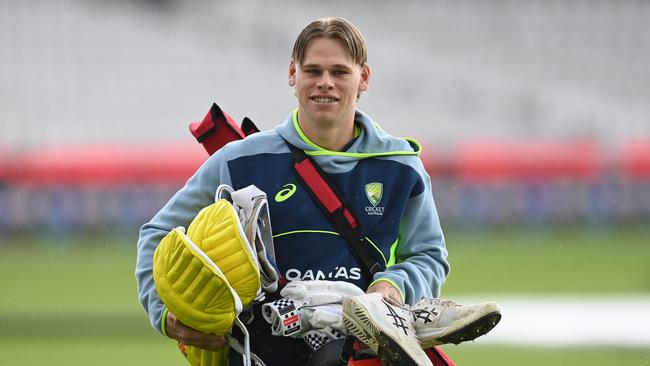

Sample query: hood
[275,109,421,168]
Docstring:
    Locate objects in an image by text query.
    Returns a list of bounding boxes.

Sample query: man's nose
[316,72,334,90]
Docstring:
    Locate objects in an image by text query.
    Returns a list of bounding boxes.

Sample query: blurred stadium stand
[1,0,649,233]
[1,137,649,233]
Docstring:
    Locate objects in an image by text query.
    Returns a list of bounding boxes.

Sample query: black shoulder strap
[283,140,384,283]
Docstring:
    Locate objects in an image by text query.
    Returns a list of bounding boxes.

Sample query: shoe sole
[422,311,502,348]
[376,331,420,366]
[343,297,430,366]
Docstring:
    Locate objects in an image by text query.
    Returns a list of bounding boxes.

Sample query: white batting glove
[280,280,365,305]
[262,280,364,338]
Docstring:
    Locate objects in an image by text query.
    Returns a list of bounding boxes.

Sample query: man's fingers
[166,311,228,350]
[176,325,228,350]
[366,281,404,305]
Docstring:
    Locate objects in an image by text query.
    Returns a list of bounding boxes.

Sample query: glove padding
[153,226,242,335]
[217,184,279,293]
[280,280,365,305]
[262,280,364,350]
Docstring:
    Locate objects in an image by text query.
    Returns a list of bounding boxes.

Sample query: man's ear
[359,63,371,92]
[288,59,297,87]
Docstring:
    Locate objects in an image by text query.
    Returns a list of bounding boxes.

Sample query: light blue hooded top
[136,109,450,335]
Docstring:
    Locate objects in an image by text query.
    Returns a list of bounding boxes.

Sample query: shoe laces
[410,299,463,325]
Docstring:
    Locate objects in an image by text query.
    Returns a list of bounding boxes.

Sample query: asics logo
[412,309,436,323]
[383,300,410,335]
[274,184,297,202]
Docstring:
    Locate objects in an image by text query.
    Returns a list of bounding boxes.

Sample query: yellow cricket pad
[187,200,261,308]
[179,343,228,366]
[153,228,237,335]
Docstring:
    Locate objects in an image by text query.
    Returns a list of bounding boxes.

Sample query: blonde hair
[292,17,368,67]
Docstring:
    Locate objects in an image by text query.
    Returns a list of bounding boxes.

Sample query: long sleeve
[134,149,232,333]
[371,163,450,305]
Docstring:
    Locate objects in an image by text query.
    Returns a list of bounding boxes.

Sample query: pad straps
[283,140,384,283]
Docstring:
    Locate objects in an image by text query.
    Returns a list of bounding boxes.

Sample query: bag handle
[189,103,259,155]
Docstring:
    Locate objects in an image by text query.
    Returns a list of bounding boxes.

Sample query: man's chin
[300,106,353,127]
[307,111,340,125]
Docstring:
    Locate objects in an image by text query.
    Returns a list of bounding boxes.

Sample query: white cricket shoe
[411,298,501,349]
[343,293,433,366]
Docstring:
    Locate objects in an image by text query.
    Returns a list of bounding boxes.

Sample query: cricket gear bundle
[261,280,364,351]
[411,298,501,349]
[154,184,279,366]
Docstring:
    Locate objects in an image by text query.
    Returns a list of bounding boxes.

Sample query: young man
[137,17,496,365]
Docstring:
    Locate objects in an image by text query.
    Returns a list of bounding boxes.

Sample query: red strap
[347,346,456,365]
[343,209,357,228]
[347,358,381,366]
[425,346,456,366]
[294,159,358,229]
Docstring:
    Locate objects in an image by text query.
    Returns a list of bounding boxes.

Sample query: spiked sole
[377,331,420,366]
[342,300,380,350]
[421,311,502,348]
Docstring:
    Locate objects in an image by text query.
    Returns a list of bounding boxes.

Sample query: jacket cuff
[160,307,170,337]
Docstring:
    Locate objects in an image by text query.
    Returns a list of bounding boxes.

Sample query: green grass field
[442,226,650,295]
[1,227,649,365]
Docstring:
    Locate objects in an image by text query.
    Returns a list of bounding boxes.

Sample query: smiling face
[288,37,370,130]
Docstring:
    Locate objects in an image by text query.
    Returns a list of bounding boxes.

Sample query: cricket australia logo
[364,182,385,216]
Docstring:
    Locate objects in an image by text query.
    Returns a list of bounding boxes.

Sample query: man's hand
[165,311,228,350]
[366,280,403,305]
